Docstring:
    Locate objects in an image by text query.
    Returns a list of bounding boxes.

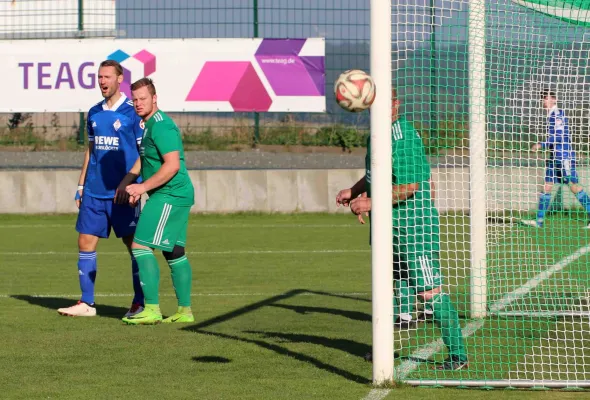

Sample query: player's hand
[114,182,130,205]
[531,143,542,152]
[129,194,141,208]
[126,183,146,198]
[350,196,372,217]
[74,187,83,209]
[356,192,369,224]
[336,188,353,207]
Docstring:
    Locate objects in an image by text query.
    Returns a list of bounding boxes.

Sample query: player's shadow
[269,304,371,322]
[190,328,371,384]
[245,330,371,359]
[182,289,372,383]
[11,295,128,320]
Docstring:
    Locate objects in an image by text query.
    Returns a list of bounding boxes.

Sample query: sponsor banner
[1,38,326,112]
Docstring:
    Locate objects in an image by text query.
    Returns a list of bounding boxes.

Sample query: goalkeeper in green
[336,88,468,370]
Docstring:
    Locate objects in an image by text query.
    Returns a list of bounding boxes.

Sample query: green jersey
[140,110,194,206]
[365,116,436,227]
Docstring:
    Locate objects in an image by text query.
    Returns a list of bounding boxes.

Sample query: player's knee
[163,245,185,261]
[78,234,99,252]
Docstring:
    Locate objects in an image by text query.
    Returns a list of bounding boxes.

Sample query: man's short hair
[541,89,556,99]
[99,60,124,76]
[131,77,157,96]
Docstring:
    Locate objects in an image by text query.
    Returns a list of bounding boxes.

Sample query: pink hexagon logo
[185,61,272,112]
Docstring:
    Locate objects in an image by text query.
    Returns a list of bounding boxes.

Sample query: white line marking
[0,224,362,229]
[0,249,370,256]
[394,243,590,381]
[0,291,370,299]
[361,389,390,400]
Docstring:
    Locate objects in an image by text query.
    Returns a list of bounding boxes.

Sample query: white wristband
[77,185,84,191]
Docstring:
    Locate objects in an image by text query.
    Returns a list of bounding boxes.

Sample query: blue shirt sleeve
[87,111,95,143]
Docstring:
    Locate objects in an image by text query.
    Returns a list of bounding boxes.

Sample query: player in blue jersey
[521,90,590,228]
[57,60,145,317]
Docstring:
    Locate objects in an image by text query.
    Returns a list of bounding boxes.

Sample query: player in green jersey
[336,89,468,370]
[122,77,196,325]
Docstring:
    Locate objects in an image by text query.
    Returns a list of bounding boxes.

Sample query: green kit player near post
[336,88,468,370]
[122,77,195,325]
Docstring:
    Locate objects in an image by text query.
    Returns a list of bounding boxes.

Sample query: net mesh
[393,0,590,385]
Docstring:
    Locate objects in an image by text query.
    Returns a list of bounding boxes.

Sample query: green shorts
[393,224,443,292]
[133,197,191,251]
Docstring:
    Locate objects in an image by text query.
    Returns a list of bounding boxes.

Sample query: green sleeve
[152,123,182,156]
[392,137,430,184]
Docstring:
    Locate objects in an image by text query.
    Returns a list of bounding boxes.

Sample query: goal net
[389,0,590,387]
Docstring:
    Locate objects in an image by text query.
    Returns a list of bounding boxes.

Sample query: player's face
[542,96,556,110]
[98,66,123,99]
[132,86,157,118]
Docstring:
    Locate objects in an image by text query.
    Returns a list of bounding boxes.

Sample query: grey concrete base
[0,167,587,214]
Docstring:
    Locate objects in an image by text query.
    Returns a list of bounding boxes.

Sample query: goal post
[370,0,394,385]
[468,0,487,319]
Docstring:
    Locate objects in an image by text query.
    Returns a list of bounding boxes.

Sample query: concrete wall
[1,167,589,214]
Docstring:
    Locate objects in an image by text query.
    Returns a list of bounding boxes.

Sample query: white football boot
[57,301,97,317]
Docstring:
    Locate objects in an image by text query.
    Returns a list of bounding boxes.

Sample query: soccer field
[0,213,587,400]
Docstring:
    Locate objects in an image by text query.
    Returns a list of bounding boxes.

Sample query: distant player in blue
[522,90,590,228]
[57,60,145,317]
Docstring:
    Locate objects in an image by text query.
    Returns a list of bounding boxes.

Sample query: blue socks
[78,251,97,305]
[537,193,552,225]
[131,256,144,305]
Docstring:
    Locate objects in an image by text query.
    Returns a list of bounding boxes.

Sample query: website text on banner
[1,38,326,113]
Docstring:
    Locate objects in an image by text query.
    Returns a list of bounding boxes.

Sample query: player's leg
[562,159,590,226]
[111,202,144,316]
[409,250,468,370]
[58,196,109,317]
[393,248,415,328]
[121,199,168,325]
[159,206,194,324]
[523,162,555,228]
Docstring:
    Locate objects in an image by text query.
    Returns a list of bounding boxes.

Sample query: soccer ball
[334,69,376,112]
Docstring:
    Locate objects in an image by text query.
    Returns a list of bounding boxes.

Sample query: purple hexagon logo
[107,49,156,98]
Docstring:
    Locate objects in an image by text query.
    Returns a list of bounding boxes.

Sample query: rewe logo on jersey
[107,49,156,98]
[511,0,590,26]
[95,136,120,151]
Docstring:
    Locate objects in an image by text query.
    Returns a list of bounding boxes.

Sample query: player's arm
[127,152,179,199]
[533,113,557,151]
[76,113,95,207]
[336,175,367,207]
[126,126,181,198]
[114,157,141,204]
[392,182,419,205]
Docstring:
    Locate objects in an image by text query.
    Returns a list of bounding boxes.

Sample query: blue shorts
[76,195,140,239]
[545,159,579,184]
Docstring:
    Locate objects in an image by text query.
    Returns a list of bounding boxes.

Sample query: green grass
[0,213,588,399]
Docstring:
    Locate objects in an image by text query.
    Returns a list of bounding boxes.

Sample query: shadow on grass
[190,328,371,384]
[182,288,372,384]
[270,303,371,322]
[11,295,128,320]
[192,356,231,364]
[246,330,371,359]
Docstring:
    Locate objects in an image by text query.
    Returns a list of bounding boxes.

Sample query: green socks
[132,249,160,305]
[429,293,467,361]
[167,255,193,307]
[394,280,414,320]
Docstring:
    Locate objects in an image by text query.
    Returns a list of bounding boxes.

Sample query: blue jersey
[542,106,574,160]
[85,95,143,199]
